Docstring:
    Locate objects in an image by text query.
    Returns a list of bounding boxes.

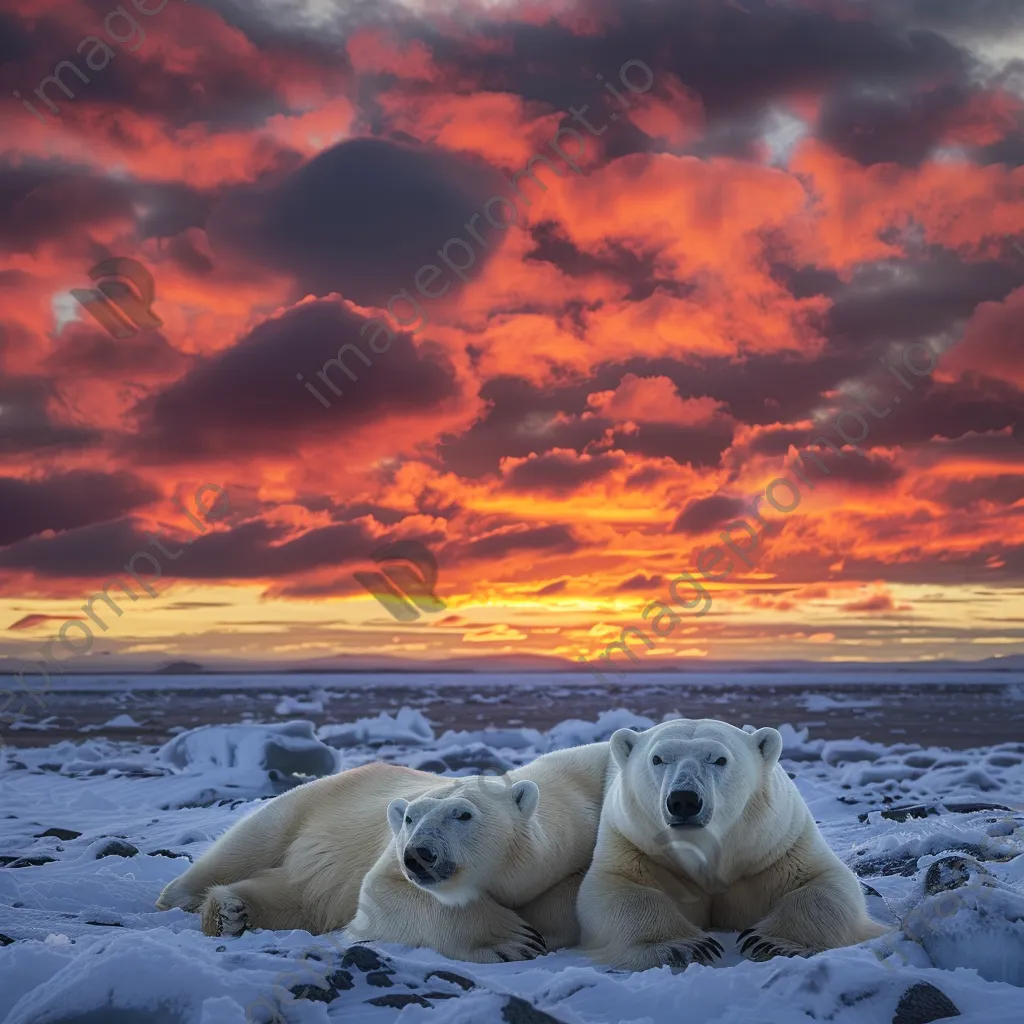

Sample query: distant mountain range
[4,653,1024,676]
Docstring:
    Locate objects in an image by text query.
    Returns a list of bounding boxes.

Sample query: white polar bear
[157,741,611,962]
[577,718,888,971]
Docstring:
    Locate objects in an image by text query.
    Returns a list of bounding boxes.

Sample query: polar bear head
[386,774,540,905]
[609,718,783,845]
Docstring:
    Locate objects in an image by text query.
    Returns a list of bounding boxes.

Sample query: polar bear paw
[200,887,249,938]
[613,935,724,971]
[462,912,548,963]
[738,929,812,961]
[476,924,548,963]
[660,935,725,968]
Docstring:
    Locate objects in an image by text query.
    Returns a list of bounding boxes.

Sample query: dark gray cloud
[206,137,510,307]
[452,524,582,562]
[0,514,384,580]
[0,470,159,547]
[127,297,460,460]
[0,5,298,131]
[0,160,212,253]
[816,81,973,167]
[503,451,624,494]
[535,579,568,596]
[0,374,101,455]
[672,494,749,534]
[45,324,190,380]
[616,572,664,592]
[915,473,1024,509]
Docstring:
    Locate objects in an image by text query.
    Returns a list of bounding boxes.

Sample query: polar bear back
[477,741,612,907]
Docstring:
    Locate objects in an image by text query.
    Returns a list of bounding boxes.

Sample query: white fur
[158,743,611,962]
[578,719,889,970]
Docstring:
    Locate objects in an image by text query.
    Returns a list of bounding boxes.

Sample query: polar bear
[577,718,888,971]
[157,741,611,962]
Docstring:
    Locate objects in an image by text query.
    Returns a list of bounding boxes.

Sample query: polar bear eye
[458,811,472,821]
[713,756,728,767]
[652,755,663,766]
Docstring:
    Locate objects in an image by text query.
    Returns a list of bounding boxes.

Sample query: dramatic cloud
[1,0,1023,667]
[129,297,461,459]
[0,470,158,547]
[502,450,624,494]
[207,137,510,306]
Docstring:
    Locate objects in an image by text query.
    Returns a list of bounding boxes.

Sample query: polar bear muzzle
[402,841,457,886]
[661,759,715,829]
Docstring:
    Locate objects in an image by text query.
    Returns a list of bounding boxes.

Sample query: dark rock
[852,853,920,878]
[0,933,13,946]
[341,945,387,972]
[84,920,123,928]
[327,969,354,991]
[425,969,476,991]
[840,988,878,1010]
[423,991,462,999]
[366,971,394,988]
[924,856,992,896]
[36,827,82,841]
[367,994,432,1009]
[858,802,1012,824]
[893,982,961,1024]
[502,996,567,1024]
[289,983,334,1003]
[942,802,1011,815]
[5,855,56,868]
[94,840,139,859]
[147,849,191,860]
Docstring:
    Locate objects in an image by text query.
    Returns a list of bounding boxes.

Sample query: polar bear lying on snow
[578,718,889,971]
[157,742,611,962]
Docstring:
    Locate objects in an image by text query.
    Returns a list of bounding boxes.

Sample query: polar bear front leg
[349,860,548,963]
[738,870,889,961]
[199,868,308,937]
[518,870,586,950]
[578,839,723,971]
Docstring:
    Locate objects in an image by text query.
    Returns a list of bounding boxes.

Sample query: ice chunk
[273,696,324,715]
[544,708,655,750]
[317,706,434,749]
[157,721,337,781]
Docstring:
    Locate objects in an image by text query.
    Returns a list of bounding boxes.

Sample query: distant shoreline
[2,656,1023,677]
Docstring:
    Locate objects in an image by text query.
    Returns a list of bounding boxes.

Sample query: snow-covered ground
[1,706,1022,1024]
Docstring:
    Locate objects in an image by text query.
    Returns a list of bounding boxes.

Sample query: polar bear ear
[387,798,409,836]
[610,728,641,770]
[510,780,539,818]
[751,727,783,765]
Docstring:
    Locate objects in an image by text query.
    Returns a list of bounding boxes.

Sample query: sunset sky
[2,0,1024,673]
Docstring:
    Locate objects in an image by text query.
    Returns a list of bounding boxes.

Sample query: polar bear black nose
[406,845,437,869]
[666,790,703,820]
